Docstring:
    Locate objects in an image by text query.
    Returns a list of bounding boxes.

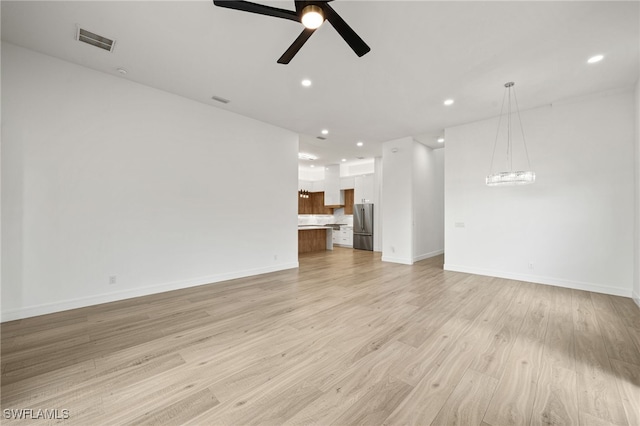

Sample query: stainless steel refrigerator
[353,203,374,251]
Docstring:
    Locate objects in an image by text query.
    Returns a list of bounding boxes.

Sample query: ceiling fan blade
[322,3,370,57]
[213,1,299,23]
[277,28,316,64]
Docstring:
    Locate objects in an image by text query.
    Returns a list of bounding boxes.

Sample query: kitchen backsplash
[298,207,354,226]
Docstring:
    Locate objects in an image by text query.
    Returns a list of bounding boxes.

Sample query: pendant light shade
[486,170,535,186]
[486,82,535,186]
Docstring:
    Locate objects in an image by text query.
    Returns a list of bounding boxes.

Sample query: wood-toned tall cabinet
[344,189,355,215]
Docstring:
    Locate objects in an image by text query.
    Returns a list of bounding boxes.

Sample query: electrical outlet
[274,254,278,261]
[109,275,117,285]
[528,262,534,270]
[391,246,395,253]
[455,222,465,228]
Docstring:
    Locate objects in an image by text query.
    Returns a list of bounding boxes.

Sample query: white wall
[434,149,445,253]
[382,138,414,264]
[634,76,640,307]
[413,144,445,261]
[1,43,299,321]
[298,167,324,182]
[374,156,383,252]
[445,90,635,297]
[345,160,375,177]
[382,138,444,264]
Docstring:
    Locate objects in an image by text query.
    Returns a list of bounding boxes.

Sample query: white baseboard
[413,249,444,263]
[381,256,414,265]
[382,249,444,265]
[1,262,299,322]
[443,263,632,298]
[633,290,640,309]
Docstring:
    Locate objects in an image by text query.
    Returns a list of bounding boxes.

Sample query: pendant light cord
[485,82,535,186]
[512,87,532,170]
[507,85,512,172]
[488,87,508,175]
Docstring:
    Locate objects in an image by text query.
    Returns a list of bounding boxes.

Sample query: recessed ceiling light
[341,158,347,162]
[310,165,315,168]
[587,54,604,64]
[356,141,363,147]
[301,79,312,87]
[444,99,454,106]
[321,129,329,135]
[437,137,444,143]
[298,152,317,161]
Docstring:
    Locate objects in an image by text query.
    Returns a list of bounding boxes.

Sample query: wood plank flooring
[2,249,639,425]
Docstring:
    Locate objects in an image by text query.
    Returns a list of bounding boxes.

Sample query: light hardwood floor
[2,249,639,425]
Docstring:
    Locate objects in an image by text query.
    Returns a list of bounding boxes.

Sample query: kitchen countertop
[298,225,351,231]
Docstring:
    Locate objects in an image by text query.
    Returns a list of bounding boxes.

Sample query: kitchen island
[298,226,333,254]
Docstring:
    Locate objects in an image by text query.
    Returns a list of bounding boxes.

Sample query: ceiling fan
[212,0,370,64]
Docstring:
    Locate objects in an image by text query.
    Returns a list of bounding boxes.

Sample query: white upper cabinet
[324,165,344,206]
[354,174,374,204]
[340,176,355,190]
[297,180,324,192]
[298,180,313,191]
[312,180,325,192]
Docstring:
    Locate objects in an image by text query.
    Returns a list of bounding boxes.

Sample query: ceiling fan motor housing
[212,0,371,64]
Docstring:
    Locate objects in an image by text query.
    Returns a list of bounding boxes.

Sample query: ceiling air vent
[76,27,115,52]
[316,136,327,140]
[211,95,230,104]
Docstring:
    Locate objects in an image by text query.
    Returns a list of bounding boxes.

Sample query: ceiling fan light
[301,5,324,29]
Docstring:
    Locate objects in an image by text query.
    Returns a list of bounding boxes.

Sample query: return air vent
[211,95,230,104]
[316,136,327,140]
[76,27,115,52]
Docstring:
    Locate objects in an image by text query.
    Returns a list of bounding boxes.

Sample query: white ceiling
[2,1,638,170]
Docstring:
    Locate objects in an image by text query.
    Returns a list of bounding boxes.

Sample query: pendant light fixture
[486,82,535,186]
